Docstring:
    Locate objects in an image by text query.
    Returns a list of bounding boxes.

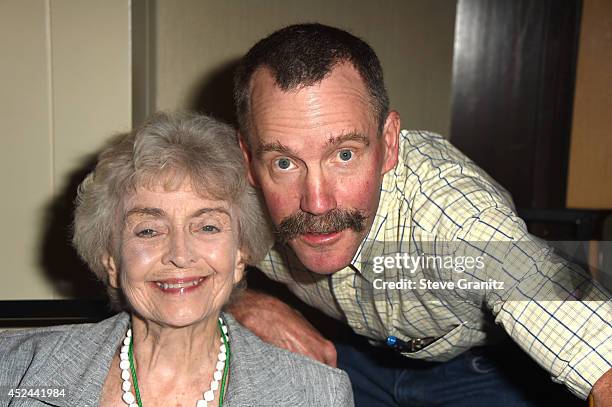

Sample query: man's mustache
[274,208,366,244]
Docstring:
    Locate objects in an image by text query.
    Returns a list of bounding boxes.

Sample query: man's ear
[238,131,259,188]
[102,252,119,288]
[381,110,400,174]
[233,248,247,284]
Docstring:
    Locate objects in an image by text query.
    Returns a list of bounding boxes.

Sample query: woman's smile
[152,275,208,293]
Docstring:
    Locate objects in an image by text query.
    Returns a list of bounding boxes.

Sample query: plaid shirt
[257,130,611,399]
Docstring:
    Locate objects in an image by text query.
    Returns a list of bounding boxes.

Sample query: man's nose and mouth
[275,208,366,246]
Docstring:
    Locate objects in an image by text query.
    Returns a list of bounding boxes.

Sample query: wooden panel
[450,0,581,209]
[566,0,612,209]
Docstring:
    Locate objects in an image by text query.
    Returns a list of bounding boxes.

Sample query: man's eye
[136,228,157,238]
[201,225,220,233]
[338,149,353,161]
[275,158,294,170]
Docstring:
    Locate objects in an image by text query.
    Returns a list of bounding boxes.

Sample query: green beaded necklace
[127,319,231,407]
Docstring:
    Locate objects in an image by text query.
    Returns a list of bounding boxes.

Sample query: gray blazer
[0,312,353,406]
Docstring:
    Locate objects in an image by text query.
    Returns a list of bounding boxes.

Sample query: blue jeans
[335,332,583,407]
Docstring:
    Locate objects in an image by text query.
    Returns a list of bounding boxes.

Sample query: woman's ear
[102,252,119,288]
[233,249,247,284]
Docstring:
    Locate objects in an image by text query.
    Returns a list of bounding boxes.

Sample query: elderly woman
[0,113,353,406]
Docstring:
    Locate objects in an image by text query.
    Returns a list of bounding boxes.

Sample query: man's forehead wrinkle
[250,65,376,157]
[256,104,366,134]
[251,67,369,111]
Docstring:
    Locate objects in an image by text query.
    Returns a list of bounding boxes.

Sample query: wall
[0,0,455,302]
[141,0,457,136]
[0,0,131,300]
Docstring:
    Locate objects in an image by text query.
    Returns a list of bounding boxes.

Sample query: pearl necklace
[119,317,230,407]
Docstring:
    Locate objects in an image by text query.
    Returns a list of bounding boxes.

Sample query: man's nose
[300,170,337,215]
[162,231,197,268]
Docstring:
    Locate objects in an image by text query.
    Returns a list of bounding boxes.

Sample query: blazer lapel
[222,314,307,407]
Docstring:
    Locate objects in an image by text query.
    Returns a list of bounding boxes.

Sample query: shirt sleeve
[453,205,612,399]
[256,245,346,320]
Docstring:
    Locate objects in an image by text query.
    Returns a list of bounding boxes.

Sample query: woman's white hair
[72,112,273,309]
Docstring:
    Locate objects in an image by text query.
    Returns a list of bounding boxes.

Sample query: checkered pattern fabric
[257,130,611,399]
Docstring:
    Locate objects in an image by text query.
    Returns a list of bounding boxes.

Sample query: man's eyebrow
[255,132,369,158]
[327,132,370,147]
[255,141,294,158]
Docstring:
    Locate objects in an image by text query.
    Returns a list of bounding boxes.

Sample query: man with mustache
[275,209,366,245]
[229,23,611,406]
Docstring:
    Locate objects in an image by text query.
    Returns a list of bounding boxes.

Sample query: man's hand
[228,289,337,367]
[590,368,611,406]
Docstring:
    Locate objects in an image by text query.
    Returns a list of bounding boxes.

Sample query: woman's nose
[162,232,197,268]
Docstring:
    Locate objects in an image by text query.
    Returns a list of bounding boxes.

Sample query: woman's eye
[136,228,157,238]
[201,225,220,233]
[275,157,294,170]
[338,149,353,161]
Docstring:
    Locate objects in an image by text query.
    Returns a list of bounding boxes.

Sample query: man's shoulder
[393,129,516,237]
[399,129,452,157]
[398,129,492,184]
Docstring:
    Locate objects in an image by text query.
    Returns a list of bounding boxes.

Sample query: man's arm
[227,288,338,367]
[454,206,612,400]
[395,131,610,399]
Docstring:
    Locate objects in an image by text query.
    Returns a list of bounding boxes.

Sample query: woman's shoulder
[222,313,354,406]
[0,312,129,352]
[222,312,346,375]
[0,312,129,399]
